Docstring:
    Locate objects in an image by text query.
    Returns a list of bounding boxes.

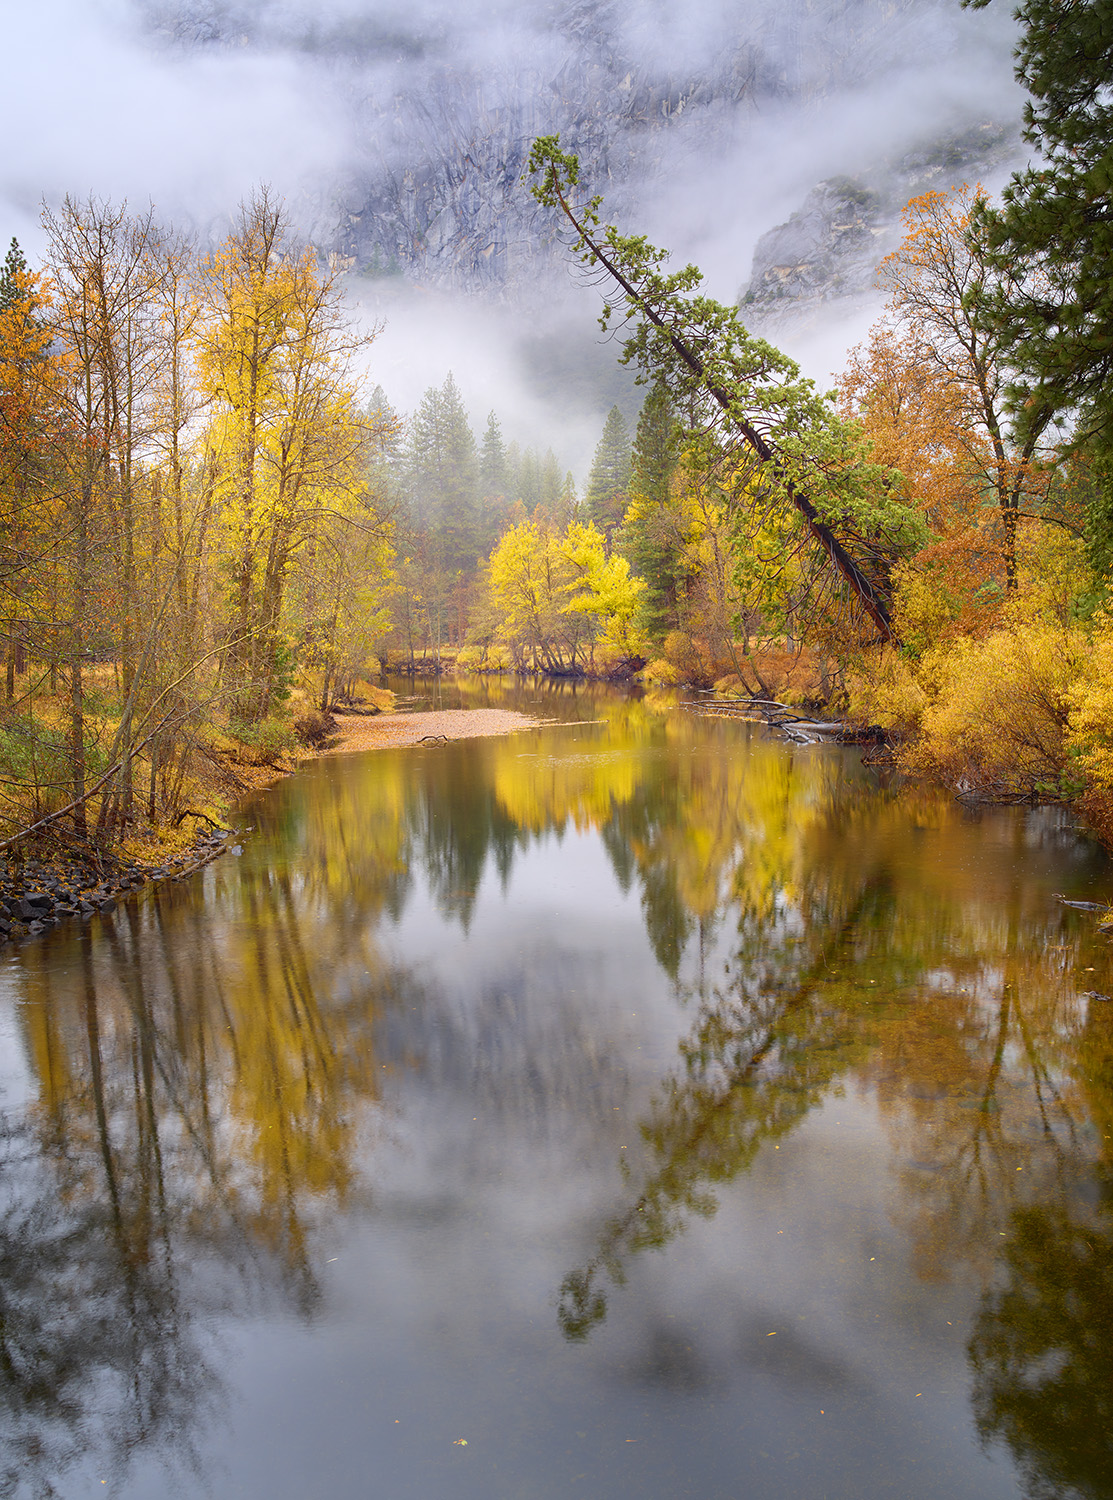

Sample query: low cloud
[3,0,1026,443]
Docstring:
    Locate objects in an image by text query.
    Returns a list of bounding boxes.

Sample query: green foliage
[968,0,1113,459]
[584,405,632,540]
[404,372,481,575]
[621,382,683,637]
[479,410,507,499]
[0,237,29,312]
[525,135,925,644]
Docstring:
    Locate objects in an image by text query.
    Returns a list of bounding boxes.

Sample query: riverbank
[0,707,548,946]
[323,706,547,754]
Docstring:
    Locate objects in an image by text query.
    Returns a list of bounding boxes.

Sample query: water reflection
[4,864,401,1495]
[0,682,1110,1500]
[970,1176,1113,1500]
[557,765,1112,1346]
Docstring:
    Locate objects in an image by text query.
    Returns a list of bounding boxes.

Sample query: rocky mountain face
[740,123,1019,326]
[141,0,1022,311]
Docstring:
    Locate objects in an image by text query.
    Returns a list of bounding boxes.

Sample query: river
[1,679,1111,1500]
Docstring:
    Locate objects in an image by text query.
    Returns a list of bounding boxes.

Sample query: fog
[2,0,1026,475]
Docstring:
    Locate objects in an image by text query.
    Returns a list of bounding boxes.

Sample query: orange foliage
[0,264,62,479]
[841,184,1057,641]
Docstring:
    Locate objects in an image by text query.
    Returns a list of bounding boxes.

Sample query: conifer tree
[967,0,1113,574]
[405,372,480,575]
[480,410,507,498]
[584,405,632,543]
[539,449,563,516]
[556,471,578,529]
[0,238,30,312]
[969,0,1113,452]
[621,382,683,637]
[516,447,541,513]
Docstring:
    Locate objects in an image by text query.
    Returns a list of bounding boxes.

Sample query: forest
[0,0,1111,856]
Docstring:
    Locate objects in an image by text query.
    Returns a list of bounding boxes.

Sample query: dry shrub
[294,708,337,748]
[662,630,708,683]
[743,646,830,705]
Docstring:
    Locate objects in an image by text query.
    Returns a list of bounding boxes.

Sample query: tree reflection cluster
[1,684,1111,1498]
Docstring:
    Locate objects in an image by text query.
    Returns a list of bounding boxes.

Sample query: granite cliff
[140,0,1022,312]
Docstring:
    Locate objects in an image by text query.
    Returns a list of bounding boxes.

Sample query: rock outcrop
[740,123,1020,327]
[141,0,1022,306]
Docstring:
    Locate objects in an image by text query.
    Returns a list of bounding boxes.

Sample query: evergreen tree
[630,381,677,506]
[970,0,1113,453]
[556,471,578,530]
[539,448,563,515]
[0,238,29,311]
[621,382,683,637]
[478,410,511,554]
[480,410,507,498]
[516,446,541,513]
[584,405,632,542]
[404,372,480,575]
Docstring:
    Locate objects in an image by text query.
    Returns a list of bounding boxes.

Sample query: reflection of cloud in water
[2,698,1112,1499]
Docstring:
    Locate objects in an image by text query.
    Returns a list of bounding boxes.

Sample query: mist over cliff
[137,0,1022,299]
[1,0,1025,452]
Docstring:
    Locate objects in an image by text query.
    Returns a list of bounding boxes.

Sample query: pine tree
[516,447,541,513]
[556,471,578,530]
[480,410,507,498]
[584,405,631,543]
[405,372,480,575]
[0,238,30,312]
[630,381,676,506]
[621,382,682,637]
[970,0,1113,451]
[539,449,563,516]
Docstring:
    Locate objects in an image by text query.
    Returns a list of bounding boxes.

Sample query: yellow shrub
[845,651,929,736]
[456,643,515,673]
[1066,616,1113,798]
[908,608,1088,797]
[642,658,684,687]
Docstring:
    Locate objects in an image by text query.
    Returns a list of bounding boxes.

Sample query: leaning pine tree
[525,137,924,644]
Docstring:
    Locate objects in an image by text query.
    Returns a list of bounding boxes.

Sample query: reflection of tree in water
[558,870,890,1339]
[1,857,407,1499]
[965,1002,1113,1500]
[557,778,1113,1344]
[969,1185,1113,1500]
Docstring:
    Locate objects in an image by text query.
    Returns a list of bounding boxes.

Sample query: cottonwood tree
[876,185,1054,591]
[198,189,380,722]
[44,197,168,835]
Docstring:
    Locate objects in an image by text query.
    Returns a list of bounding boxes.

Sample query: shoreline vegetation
[5,11,1113,912]
[1,664,1110,949]
[0,690,550,946]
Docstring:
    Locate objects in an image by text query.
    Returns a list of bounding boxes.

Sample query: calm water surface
[2,680,1113,1500]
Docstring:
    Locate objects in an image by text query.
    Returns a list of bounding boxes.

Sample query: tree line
[0,193,596,850]
[517,0,1113,837]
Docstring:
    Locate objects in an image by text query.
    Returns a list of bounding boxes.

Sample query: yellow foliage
[1066,615,1113,802]
[642,658,684,687]
[846,651,929,736]
[906,607,1089,797]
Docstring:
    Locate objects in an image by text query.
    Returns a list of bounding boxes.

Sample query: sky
[1,0,1026,476]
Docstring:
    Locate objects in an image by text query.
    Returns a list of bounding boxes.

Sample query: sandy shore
[324,707,546,754]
